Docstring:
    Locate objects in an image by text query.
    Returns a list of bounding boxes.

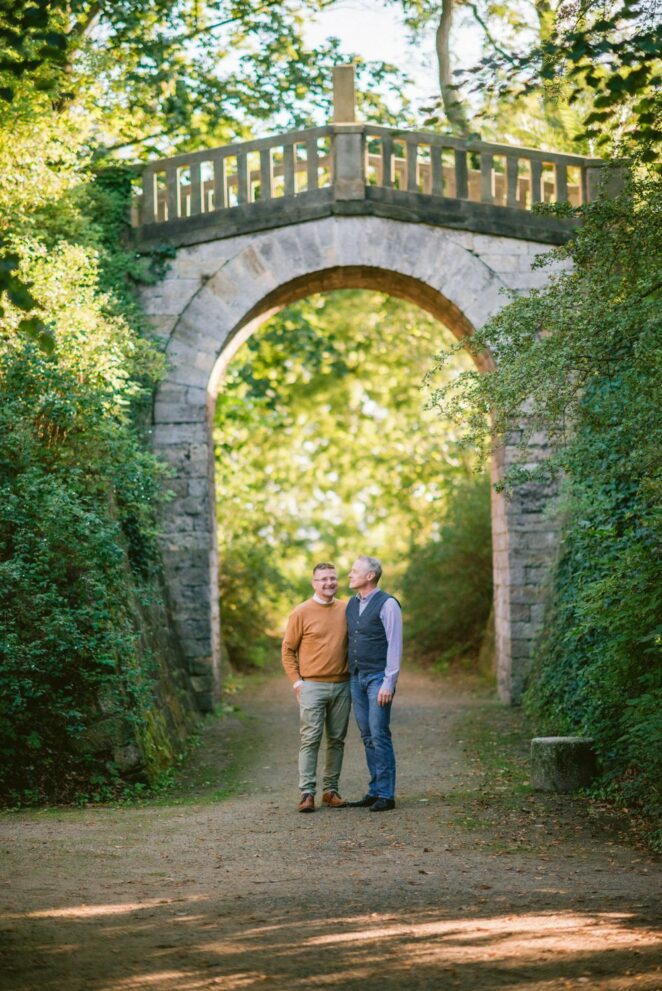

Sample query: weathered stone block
[188,478,209,498]
[510,620,537,639]
[151,422,208,446]
[510,603,532,622]
[187,656,214,676]
[178,496,208,516]
[530,602,547,624]
[179,636,213,657]
[465,282,505,331]
[153,402,202,424]
[510,637,533,658]
[194,691,214,713]
[145,315,179,341]
[142,278,200,316]
[480,252,518,274]
[510,585,542,605]
[531,737,598,792]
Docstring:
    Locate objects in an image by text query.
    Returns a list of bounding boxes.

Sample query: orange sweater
[281,598,348,683]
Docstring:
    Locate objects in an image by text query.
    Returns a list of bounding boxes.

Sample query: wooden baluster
[406,140,418,192]
[555,162,568,203]
[237,152,249,204]
[307,139,319,191]
[431,148,443,196]
[506,155,519,208]
[142,168,156,224]
[454,149,468,199]
[213,155,226,210]
[480,153,494,203]
[382,136,393,188]
[260,148,272,201]
[165,164,179,221]
[531,159,542,204]
[283,144,295,197]
[189,161,202,216]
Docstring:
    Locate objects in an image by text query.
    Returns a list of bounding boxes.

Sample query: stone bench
[530,736,598,792]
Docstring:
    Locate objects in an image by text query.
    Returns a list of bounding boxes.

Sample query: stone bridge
[135,67,612,712]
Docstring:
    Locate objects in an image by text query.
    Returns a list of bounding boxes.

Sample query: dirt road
[1,670,660,990]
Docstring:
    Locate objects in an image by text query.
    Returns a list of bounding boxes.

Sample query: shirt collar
[357,586,380,603]
[313,594,335,605]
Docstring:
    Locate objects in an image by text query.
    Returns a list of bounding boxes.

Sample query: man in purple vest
[345,556,403,812]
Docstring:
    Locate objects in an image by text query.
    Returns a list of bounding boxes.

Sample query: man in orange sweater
[281,562,350,813]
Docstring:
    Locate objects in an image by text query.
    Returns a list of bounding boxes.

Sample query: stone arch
[149,216,553,710]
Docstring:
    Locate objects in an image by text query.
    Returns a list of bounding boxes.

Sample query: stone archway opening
[210,277,493,682]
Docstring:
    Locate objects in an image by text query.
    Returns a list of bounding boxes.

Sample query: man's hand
[377,687,394,706]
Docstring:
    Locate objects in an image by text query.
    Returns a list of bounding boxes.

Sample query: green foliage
[428,167,662,842]
[0,1,411,161]
[215,290,484,669]
[459,0,662,158]
[0,53,171,805]
[401,473,493,667]
[0,344,165,803]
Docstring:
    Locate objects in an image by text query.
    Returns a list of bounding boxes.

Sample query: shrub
[402,474,493,666]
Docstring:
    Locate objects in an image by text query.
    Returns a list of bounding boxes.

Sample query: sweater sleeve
[281,609,303,683]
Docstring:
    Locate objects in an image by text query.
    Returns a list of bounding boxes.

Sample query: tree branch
[98,129,178,155]
[465,2,517,65]
[170,1,283,45]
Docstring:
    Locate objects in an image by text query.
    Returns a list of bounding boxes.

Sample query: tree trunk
[435,0,469,133]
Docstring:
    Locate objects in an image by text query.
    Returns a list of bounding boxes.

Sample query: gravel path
[1,669,660,990]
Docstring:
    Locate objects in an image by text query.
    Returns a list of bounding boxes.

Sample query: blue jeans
[350,671,396,800]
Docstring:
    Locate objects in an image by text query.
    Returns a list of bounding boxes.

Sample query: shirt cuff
[293,679,303,689]
[381,675,397,693]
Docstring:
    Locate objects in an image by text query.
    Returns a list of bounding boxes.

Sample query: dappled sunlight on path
[1,672,660,990]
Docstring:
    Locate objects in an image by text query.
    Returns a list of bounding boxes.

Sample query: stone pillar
[152,408,220,713]
[333,64,357,123]
[332,63,365,201]
[333,125,366,201]
[492,430,559,703]
[585,163,626,201]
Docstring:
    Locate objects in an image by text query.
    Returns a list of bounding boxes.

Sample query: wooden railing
[132,123,607,228]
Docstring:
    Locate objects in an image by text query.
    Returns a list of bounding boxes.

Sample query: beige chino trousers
[298,680,351,796]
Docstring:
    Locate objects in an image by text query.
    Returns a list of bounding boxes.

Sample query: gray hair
[358,555,382,583]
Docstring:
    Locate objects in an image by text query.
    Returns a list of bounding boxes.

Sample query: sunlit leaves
[455,0,662,158]
[214,290,481,667]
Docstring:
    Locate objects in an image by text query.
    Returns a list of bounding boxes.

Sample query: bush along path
[1,669,660,991]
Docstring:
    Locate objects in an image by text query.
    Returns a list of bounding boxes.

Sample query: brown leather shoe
[322,789,347,808]
[298,793,315,813]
